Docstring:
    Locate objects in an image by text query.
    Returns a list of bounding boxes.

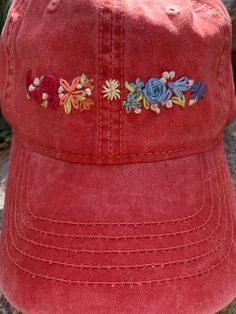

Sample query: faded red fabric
[0,0,236,313]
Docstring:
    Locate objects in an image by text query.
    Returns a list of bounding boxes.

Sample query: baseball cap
[0,0,236,313]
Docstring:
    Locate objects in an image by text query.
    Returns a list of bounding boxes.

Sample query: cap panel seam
[119,0,124,158]
[109,2,113,156]
[98,0,104,160]
[13,132,221,159]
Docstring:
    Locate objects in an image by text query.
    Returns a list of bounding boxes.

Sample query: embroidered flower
[123,79,149,113]
[190,81,207,101]
[168,76,191,99]
[40,75,59,94]
[122,93,142,113]
[30,87,43,104]
[102,79,120,100]
[143,78,171,105]
[47,93,60,108]
[27,71,60,109]
[59,74,94,114]
[128,78,145,93]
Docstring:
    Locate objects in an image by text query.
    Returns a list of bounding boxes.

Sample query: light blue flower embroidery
[168,76,191,99]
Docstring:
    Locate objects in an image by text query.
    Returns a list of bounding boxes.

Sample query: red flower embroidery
[31,87,43,104]
[40,75,59,94]
[47,93,60,108]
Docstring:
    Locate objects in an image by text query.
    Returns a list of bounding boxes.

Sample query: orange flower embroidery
[58,74,95,114]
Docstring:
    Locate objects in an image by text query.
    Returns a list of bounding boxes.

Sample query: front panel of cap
[0,0,235,164]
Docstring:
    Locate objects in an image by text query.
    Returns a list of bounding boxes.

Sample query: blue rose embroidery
[143,78,170,104]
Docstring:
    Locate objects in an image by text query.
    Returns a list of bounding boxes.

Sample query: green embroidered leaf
[172,95,185,107]
[76,95,86,102]
[124,81,135,93]
[80,74,87,85]
[41,100,48,109]
[64,98,72,114]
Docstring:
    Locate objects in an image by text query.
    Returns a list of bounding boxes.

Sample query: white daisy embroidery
[102,79,121,101]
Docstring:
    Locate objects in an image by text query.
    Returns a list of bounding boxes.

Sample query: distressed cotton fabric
[0,0,236,313]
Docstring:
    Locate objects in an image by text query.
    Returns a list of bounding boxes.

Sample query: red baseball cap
[0,0,236,313]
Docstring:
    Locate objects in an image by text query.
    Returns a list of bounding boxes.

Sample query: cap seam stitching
[25,153,207,226]
[4,144,233,284]
[13,133,222,159]
[17,151,217,240]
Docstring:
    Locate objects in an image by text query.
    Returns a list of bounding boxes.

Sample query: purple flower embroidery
[190,81,207,100]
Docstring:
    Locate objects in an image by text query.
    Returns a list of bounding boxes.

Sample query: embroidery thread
[27,70,207,116]
[102,79,121,100]
[122,71,207,114]
[26,71,95,114]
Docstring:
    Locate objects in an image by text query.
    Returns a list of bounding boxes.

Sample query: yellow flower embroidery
[102,79,120,101]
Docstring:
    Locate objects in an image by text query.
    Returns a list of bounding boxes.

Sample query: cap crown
[0,0,235,164]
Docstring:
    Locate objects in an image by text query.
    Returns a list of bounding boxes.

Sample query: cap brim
[0,136,236,314]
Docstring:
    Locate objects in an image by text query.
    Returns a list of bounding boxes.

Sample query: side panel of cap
[206,0,236,125]
[0,32,6,111]
[0,0,28,126]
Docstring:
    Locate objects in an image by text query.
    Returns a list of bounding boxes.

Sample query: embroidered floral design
[102,79,121,100]
[122,71,207,114]
[27,70,207,116]
[58,74,94,114]
[27,71,60,109]
[26,71,95,114]
[189,81,207,105]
